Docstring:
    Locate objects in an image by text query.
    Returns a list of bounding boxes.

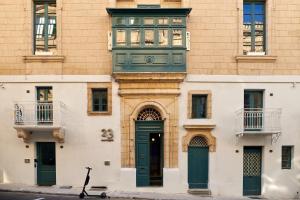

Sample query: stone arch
[127,101,173,168]
[182,125,216,152]
[136,107,162,121]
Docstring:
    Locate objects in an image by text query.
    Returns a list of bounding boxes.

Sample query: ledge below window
[23,55,65,63]
[235,55,277,63]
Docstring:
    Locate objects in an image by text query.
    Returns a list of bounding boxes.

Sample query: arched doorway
[188,136,209,189]
[135,108,164,187]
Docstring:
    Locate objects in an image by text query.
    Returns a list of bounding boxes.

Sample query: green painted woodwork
[243,147,262,196]
[282,146,293,169]
[107,8,191,72]
[113,50,186,72]
[135,121,163,187]
[188,146,209,189]
[36,142,56,186]
[244,90,263,109]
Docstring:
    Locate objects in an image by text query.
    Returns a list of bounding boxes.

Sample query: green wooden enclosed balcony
[107,7,191,73]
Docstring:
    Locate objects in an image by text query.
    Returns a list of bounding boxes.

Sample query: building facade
[0,0,299,198]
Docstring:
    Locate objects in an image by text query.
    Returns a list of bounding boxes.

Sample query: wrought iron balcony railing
[235,108,281,135]
[14,101,65,128]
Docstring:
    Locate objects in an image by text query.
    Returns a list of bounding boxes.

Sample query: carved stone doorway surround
[182,124,216,152]
[114,72,186,168]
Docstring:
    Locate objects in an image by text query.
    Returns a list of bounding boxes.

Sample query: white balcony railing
[235,108,281,135]
[14,101,65,128]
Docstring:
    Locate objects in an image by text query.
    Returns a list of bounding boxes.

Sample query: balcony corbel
[16,129,30,143]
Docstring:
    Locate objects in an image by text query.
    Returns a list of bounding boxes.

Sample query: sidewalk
[0,183,292,200]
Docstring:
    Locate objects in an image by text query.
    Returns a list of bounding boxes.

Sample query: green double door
[136,121,163,187]
[188,146,209,189]
[243,147,262,196]
[36,142,56,186]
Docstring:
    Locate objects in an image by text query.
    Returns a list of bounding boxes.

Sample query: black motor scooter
[79,167,109,199]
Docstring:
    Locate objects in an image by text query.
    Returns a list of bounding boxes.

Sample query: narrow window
[172,29,183,46]
[282,146,293,169]
[159,29,168,46]
[192,95,207,118]
[92,89,108,112]
[144,30,154,46]
[34,1,56,55]
[131,30,140,46]
[116,30,126,46]
[243,1,265,55]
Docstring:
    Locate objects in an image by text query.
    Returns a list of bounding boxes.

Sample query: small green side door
[188,146,209,189]
[243,146,262,196]
[36,142,56,186]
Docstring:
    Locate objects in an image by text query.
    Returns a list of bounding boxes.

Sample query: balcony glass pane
[158,18,169,25]
[172,18,182,25]
[159,29,168,46]
[172,29,182,46]
[144,18,154,25]
[116,17,126,25]
[129,17,140,25]
[131,30,140,46]
[116,30,126,46]
[144,30,154,46]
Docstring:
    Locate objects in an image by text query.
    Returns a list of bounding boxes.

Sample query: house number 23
[101,129,114,142]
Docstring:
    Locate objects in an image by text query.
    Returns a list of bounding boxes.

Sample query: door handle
[34,159,38,168]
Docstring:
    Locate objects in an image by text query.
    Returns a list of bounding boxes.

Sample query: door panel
[188,147,209,189]
[37,142,56,186]
[243,147,262,196]
[135,121,163,187]
[136,139,150,186]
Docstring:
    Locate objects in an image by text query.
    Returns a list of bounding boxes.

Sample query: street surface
[0,191,117,200]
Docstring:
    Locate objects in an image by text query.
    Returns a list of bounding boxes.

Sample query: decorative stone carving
[16,129,30,143]
[182,124,216,152]
[52,128,65,143]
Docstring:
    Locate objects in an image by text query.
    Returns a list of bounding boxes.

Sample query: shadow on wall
[262,156,300,199]
[0,169,3,183]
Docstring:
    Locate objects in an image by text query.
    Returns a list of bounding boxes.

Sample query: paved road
[0,191,118,200]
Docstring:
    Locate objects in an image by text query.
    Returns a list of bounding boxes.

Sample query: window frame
[87,83,112,116]
[91,88,108,112]
[281,146,293,170]
[243,0,266,55]
[188,91,212,119]
[112,16,186,49]
[33,0,57,54]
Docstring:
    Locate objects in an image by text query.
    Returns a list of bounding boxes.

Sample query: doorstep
[188,189,211,196]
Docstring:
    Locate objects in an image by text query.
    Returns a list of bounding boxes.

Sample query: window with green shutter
[92,89,108,112]
[282,146,293,169]
[191,95,207,119]
[34,0,57,55]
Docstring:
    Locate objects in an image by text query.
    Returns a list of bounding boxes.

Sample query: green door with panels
[188,136,209,189]
[36,142,56,186]
[243,146,262,196]
[136,120,163,187]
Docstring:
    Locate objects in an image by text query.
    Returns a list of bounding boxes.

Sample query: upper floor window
[112,16,186,49]
[92,88,108,112]
[34,1,57,55]
[192,94,207,119]
[243,1,265,55]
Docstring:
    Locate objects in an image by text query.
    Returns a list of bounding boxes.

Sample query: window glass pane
[129,17,140,25]
[144,30,154,46]
[192,95,207,118]
[158,18,169,25]
[144,18,154,25]
[172,29,182,46]
[172,18,182,24]
[35,4,46,52]
[159,29,168,46]
[48,4,56,54]
[116,17,126,25]
[92,89,108,112]
[131,30,140,46]
[255,4,265,14]
[255,27,264,52]
[116,30,126,46]
[243,3,251,14]
[243,15,251,25]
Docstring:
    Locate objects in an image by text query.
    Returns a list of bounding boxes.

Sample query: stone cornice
[183,124,216,130]
[113,72,186,83]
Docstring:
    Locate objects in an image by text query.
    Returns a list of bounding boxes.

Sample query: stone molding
[23,56,65,63]
[187,90,212,119]
[113,72,186,83]
[235,55,277,63]
[182,124,216,152]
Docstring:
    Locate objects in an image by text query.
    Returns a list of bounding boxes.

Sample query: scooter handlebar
[85,167,92,170]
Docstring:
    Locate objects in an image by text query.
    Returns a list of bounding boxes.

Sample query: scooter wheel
[79,192,85,199]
